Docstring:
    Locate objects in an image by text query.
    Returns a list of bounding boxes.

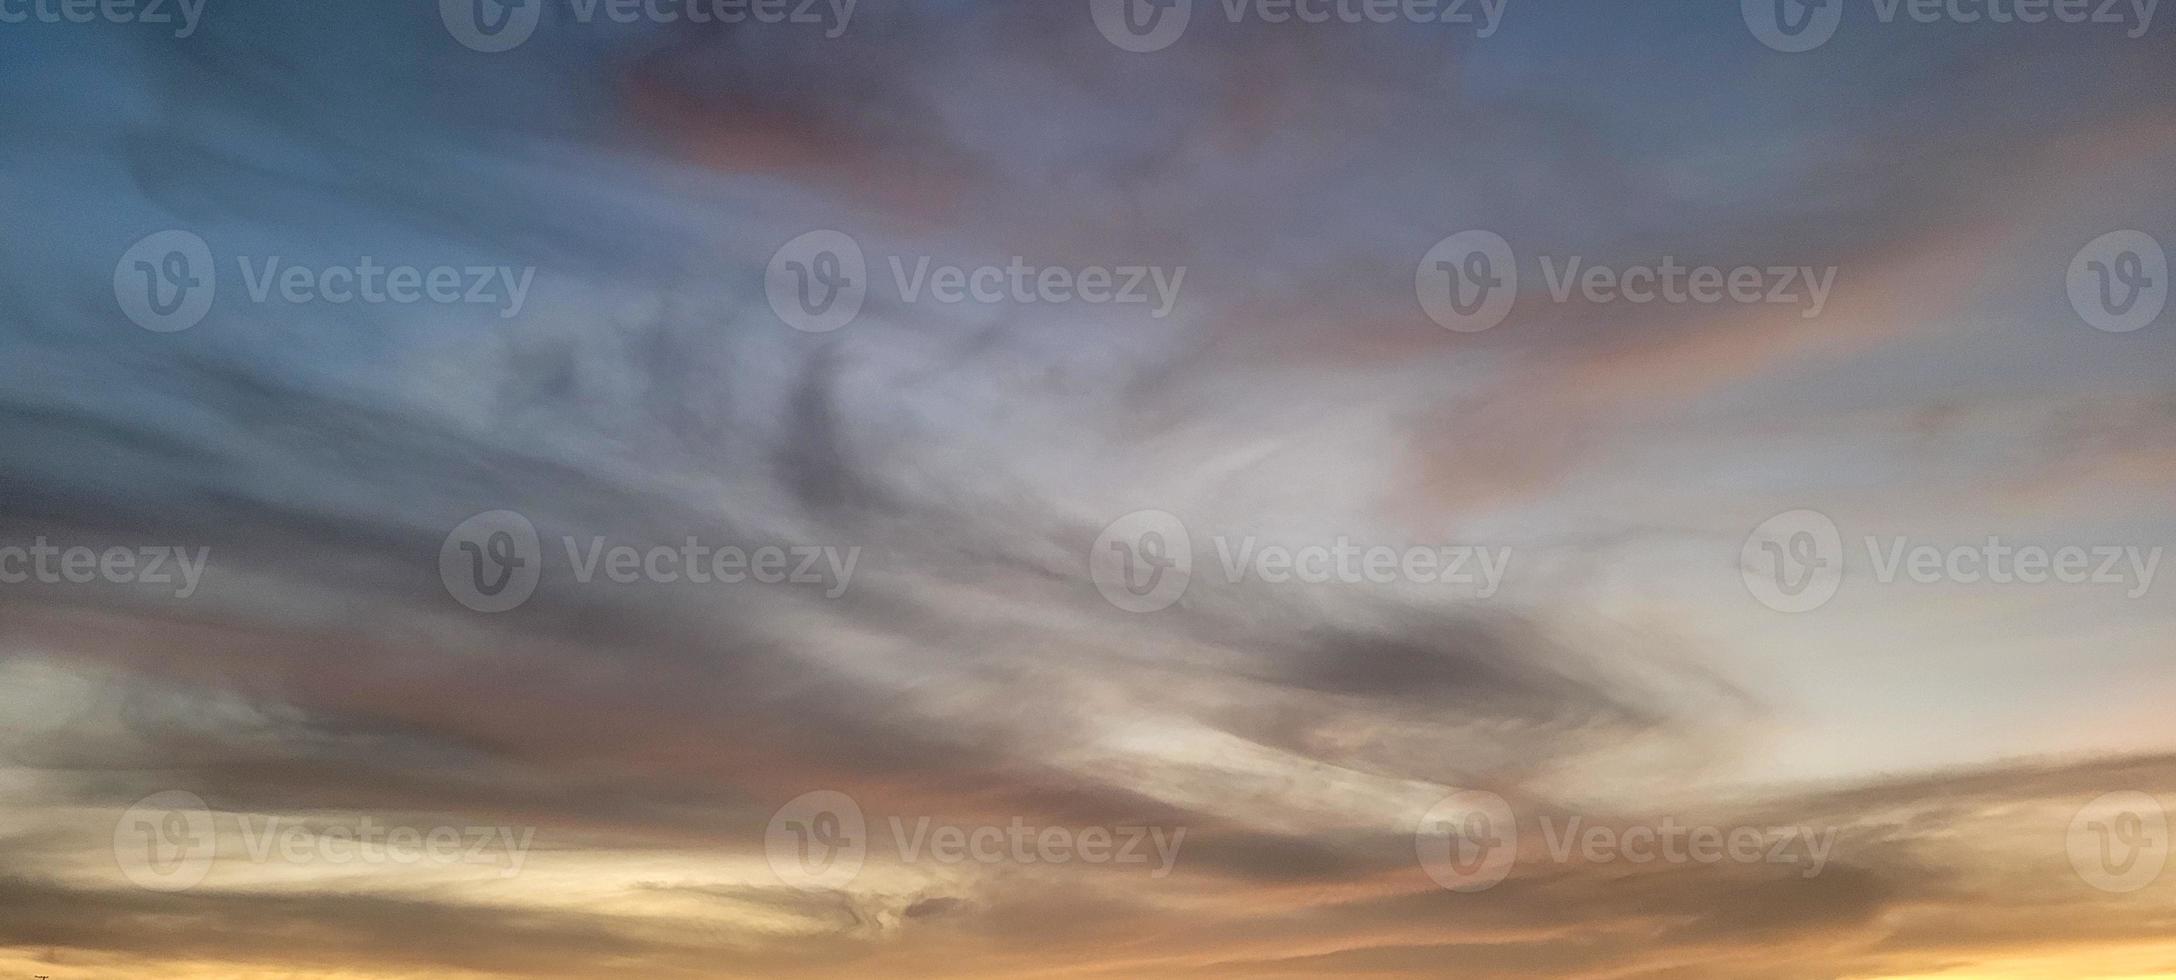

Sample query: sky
[1,0,2174,976]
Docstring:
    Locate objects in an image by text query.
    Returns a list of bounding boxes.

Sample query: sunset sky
[1,0,2174,976]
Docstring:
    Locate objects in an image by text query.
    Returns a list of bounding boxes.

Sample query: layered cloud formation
[1,1,2173,976]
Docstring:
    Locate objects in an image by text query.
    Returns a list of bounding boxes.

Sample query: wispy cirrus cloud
[0,0,2172,976]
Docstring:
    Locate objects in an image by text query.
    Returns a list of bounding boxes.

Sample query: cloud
[1,0,2172,976]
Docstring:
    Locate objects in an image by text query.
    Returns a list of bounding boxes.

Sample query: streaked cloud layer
[1,0,2173,976]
